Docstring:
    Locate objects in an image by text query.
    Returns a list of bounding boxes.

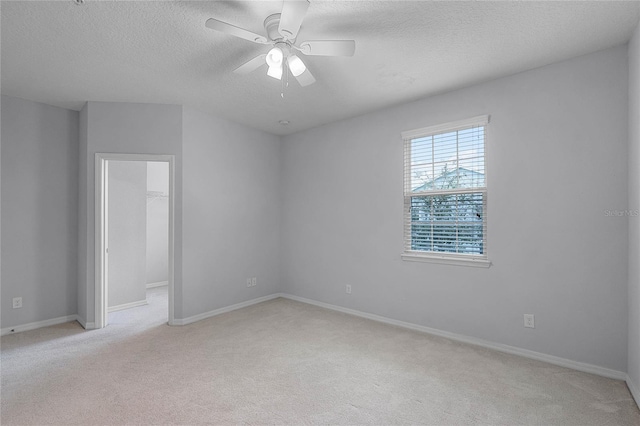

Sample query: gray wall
[281,46,630,372]
[108,161,147,308]
[78,102,281,323]
[78,102,183,324]
[146,161,169,285]
[181,107,281,318]
[1,96,78,327]
[628,22,640,396]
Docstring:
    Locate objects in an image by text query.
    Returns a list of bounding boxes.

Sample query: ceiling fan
[205,0,355,87]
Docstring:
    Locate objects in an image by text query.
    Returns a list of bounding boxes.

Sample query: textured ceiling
[2,1,639,136]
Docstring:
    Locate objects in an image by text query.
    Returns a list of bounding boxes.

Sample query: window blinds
[402,115,489,259]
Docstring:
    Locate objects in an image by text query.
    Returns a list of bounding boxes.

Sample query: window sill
[401,252,492,268]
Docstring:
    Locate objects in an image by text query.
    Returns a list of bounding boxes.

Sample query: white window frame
[401,115,491,268]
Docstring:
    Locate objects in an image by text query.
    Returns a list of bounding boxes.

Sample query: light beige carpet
[1,287,639,425]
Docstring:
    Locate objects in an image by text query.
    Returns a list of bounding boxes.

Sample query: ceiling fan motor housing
[264,14,292,43]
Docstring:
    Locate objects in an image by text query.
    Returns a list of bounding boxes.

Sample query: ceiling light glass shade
[267,64,283,80]
[265,47,284,68]
[287,55,306,77]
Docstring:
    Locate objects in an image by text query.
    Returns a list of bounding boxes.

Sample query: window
[402,115,490,267]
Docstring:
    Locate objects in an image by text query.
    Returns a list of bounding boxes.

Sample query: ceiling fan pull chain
[281,64,289,99]
[286,64,290,88]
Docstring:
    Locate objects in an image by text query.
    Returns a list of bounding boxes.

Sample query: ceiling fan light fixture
[206,3,356,89]
[287,55,306,77]
[265,47,284,68]
[267,64,283,80]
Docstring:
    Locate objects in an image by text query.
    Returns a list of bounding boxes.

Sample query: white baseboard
[627,375,640,408]
[172,294,281,326]
[108,299,148,313]
[146,281,168,289]
[75,316,95,330]
[1,315,79,336]
[278,293,628,381]
[0,291,632,394]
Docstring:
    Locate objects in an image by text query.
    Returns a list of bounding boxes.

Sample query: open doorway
[95,153,175,329]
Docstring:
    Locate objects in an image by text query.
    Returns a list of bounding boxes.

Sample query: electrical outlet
[524,314,535,328]
[13,297,22,309]
[346,285,352,294]
[246,278,251,288]
[251,277,257,287]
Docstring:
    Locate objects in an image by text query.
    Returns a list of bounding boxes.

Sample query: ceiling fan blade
[294,68,316,87]
[205,18,268,44]
[234,54,267,75]
[298,40,356,57]
[278,0,309,40]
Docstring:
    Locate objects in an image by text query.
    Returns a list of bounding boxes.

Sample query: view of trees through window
[410,189,485,255]
[406,126,486,255]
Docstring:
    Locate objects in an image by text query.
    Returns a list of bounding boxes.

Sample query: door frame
[95,153,176,328]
